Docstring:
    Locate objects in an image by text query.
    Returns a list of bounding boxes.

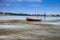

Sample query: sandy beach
[0,20,60,40]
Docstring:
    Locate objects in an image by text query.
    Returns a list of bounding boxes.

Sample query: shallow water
[0,16,60,21]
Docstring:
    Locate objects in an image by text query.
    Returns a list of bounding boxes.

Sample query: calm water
[0,16,60,21]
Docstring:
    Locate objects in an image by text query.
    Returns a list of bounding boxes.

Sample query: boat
[26,18,42,21]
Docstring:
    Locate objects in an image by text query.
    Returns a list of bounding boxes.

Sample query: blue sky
[0,0,60,14]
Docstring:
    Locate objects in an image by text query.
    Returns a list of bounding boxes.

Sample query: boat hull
[27,18,42,21]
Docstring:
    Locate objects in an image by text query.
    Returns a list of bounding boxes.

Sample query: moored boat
[26,18,42,21]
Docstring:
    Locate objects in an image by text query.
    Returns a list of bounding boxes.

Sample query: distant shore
[0,12,60,17]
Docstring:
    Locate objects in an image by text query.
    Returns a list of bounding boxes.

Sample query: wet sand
[0,20,60,40]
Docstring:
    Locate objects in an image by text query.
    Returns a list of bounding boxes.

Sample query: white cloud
[3,0,43,2]
[31,4,40,7]
[0,3,10,6]
[6,4,10,6]
[17,0,43,2]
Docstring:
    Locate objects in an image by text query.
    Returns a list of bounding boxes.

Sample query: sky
[0,0,60,14]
